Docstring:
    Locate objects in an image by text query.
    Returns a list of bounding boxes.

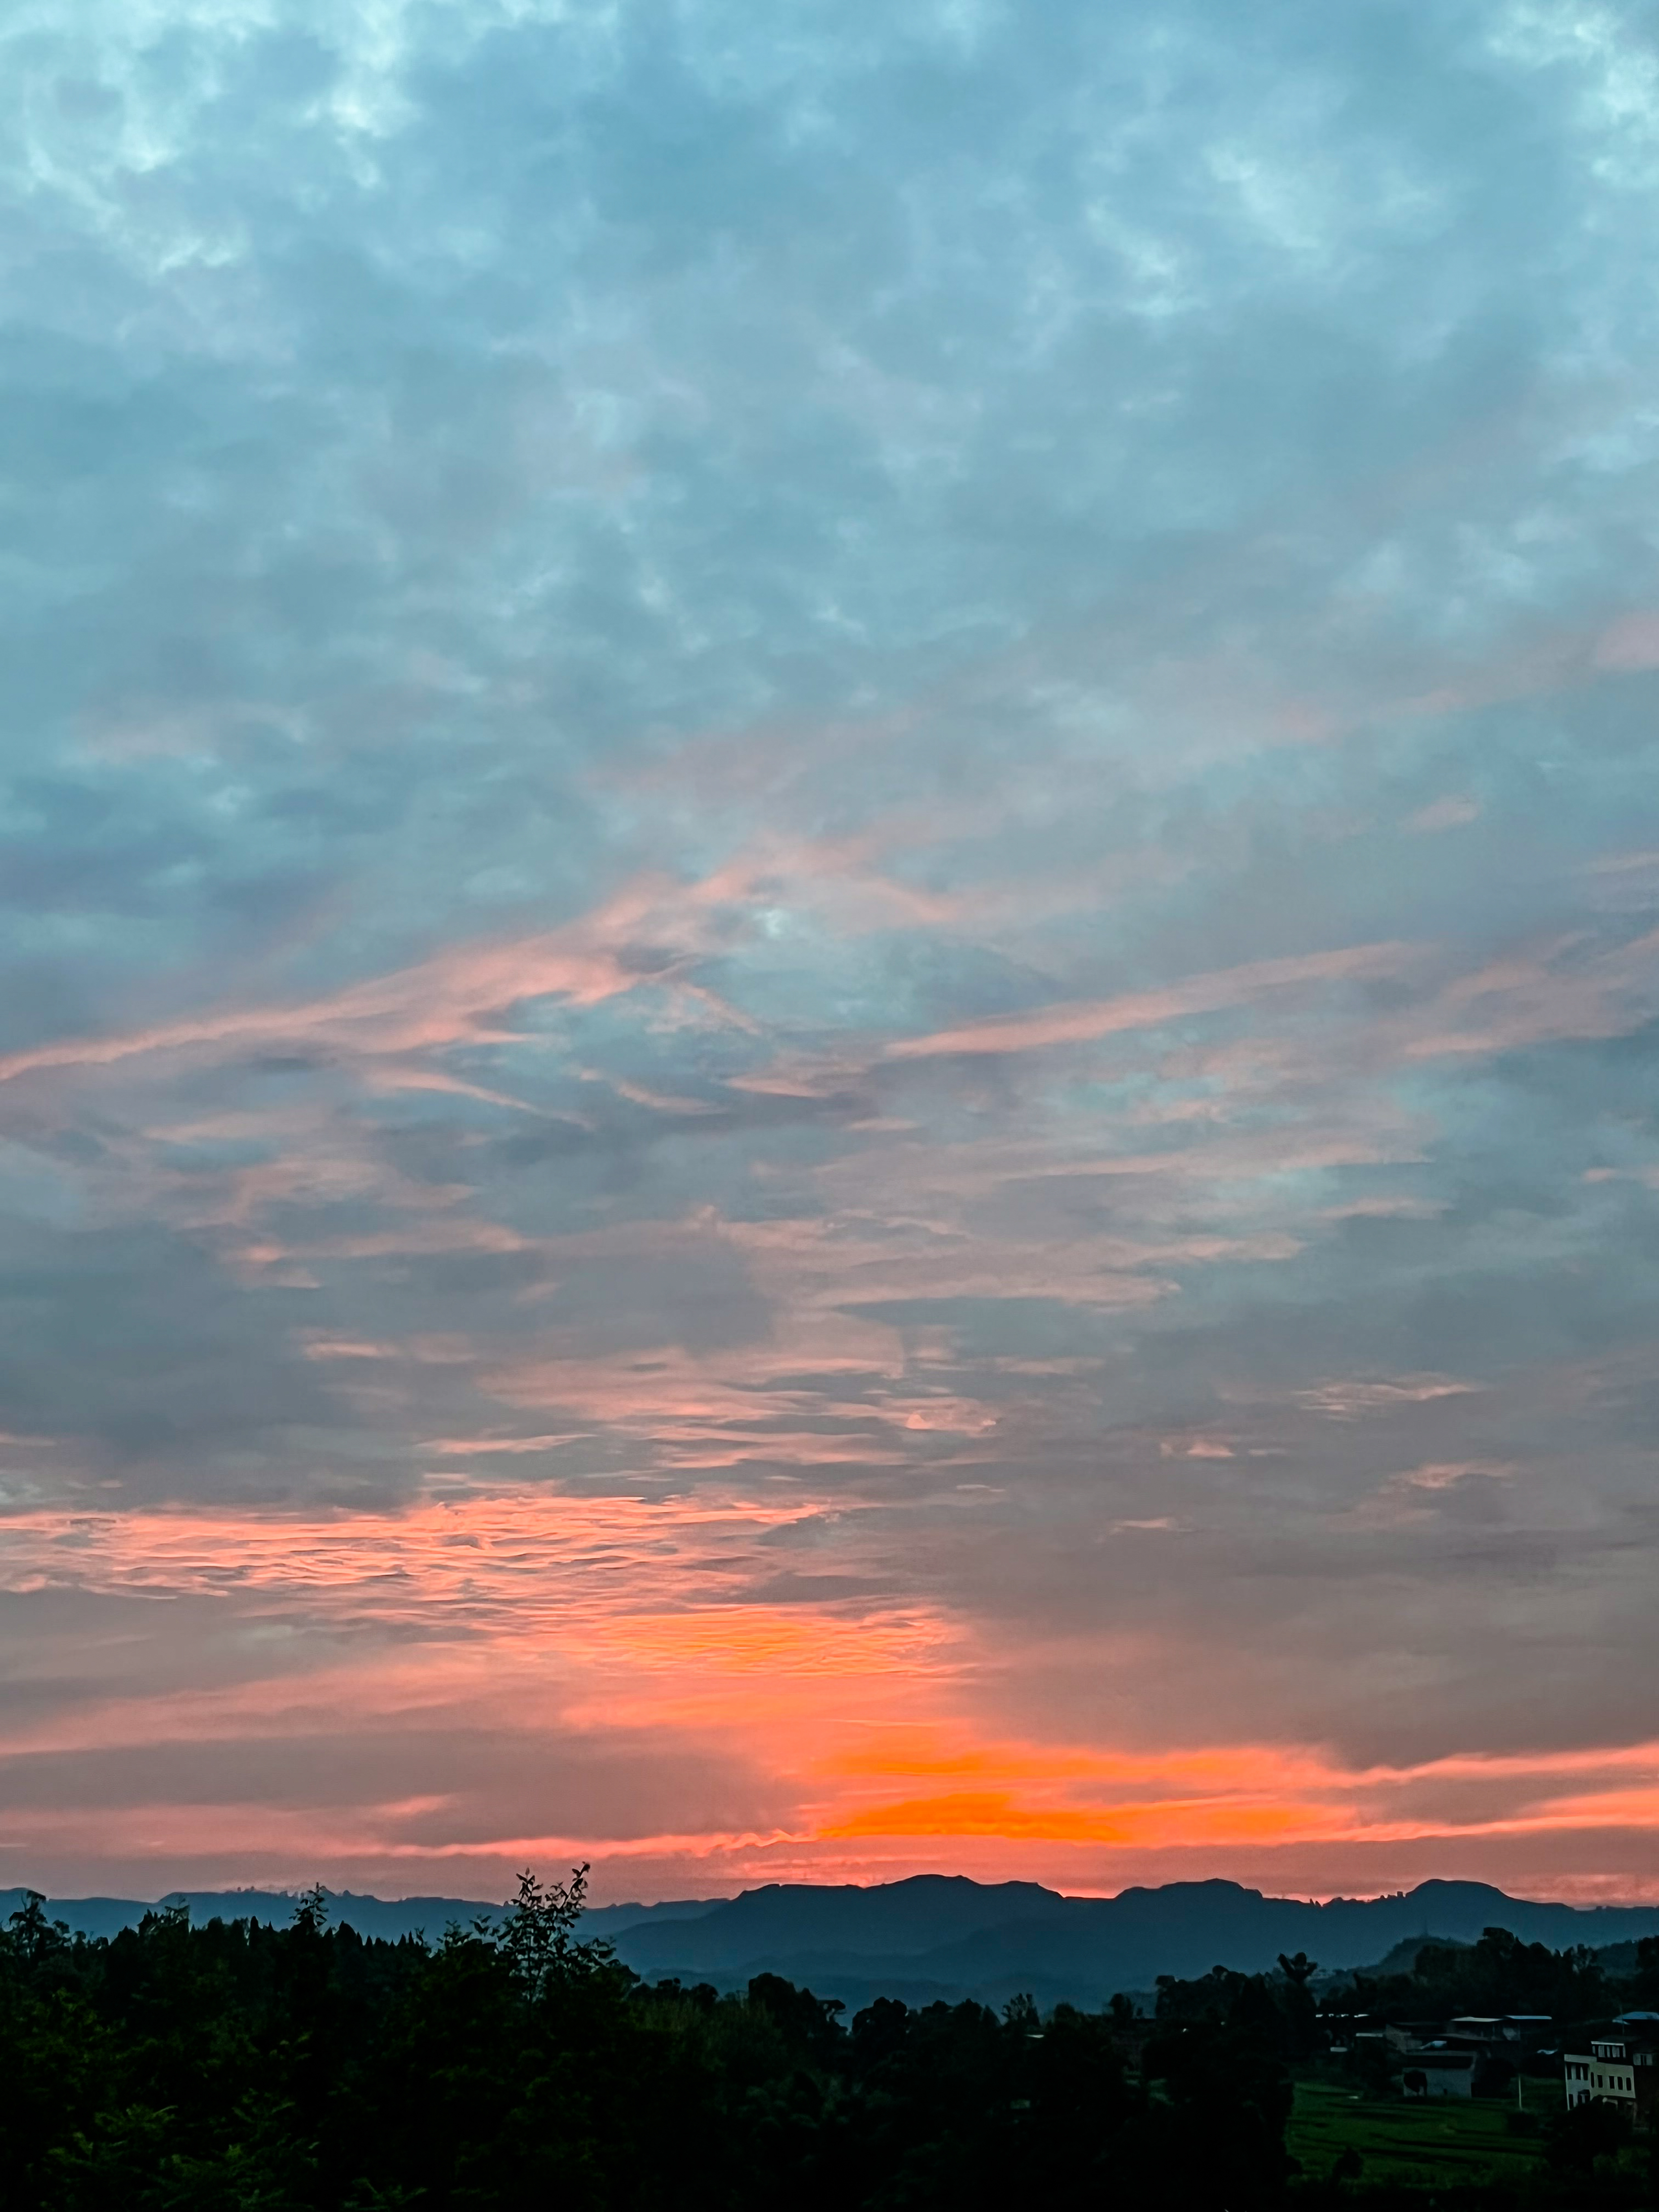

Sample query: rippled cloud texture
[3,0,1659,1903]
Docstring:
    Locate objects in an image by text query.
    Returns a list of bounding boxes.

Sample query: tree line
[1336,1923,1659,2028]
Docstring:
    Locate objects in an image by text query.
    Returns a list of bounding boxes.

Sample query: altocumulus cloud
[1,0,1659,1901]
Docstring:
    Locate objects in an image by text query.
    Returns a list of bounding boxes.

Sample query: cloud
[3,0,1659,1898]
[3,1487,1658,1898]
[883,943,1423,1060]
[1595,612,1659,670]
[1407,795,1481,832]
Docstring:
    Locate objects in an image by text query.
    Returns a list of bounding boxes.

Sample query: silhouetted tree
[1276,1950,1320,2059]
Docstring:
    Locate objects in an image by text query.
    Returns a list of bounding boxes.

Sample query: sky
[2,0,1659,1910]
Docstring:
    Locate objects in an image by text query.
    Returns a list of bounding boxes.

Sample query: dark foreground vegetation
[2,1877,1656,2211]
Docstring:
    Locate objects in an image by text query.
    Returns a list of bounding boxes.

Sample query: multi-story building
[1563,2028,1658,2124]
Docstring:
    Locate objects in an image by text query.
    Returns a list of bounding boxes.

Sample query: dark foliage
[1543,2095,1629,2175]
[2,1885,1654,2211]
[1334,1924,1610,2024]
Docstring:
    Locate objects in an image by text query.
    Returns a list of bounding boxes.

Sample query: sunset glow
[3,1484,1658,1901]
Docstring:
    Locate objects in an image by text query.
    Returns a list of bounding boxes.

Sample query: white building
[1563,2032,1656,2122]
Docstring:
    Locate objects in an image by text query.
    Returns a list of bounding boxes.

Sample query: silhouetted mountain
[7,1873,1658,2010]
[0,1885,721,1945]
[602,1875,1659,2009]
[611,1874,1069,1969]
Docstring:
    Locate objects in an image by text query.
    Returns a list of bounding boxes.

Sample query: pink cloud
[0,889,662,1087]
[1594,610,1659,671]
[0,836,938,1094]
[1405,927,1659,1061]
[1406,794,1480,832]
[884,941,1421,1060]
[1294,1376,1482,1419]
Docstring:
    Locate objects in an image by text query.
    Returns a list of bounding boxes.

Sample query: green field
[1289,2081,1554,2188]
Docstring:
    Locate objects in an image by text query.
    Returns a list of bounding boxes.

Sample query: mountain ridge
[0,1886,722,1945]
[598,1876,1659,2008]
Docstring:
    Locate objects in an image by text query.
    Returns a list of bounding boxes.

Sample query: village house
[1384,2013,1561,2101]
[1563,2024,1659,2125]
[1401,2052,1476,2101]
[1445,2015,1553,2053]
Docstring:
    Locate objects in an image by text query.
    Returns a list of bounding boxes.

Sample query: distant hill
[600,1876,1659,2011]
[1362,1932,1473,1977]
[6,1875,1657,2011]
[0,1886,723,1946]
[0,1887,498,1944]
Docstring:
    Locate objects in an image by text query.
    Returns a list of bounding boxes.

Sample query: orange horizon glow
[3,1484,1657,1905]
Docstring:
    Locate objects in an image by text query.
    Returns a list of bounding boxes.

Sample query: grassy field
[1289,2081,1555,2188]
